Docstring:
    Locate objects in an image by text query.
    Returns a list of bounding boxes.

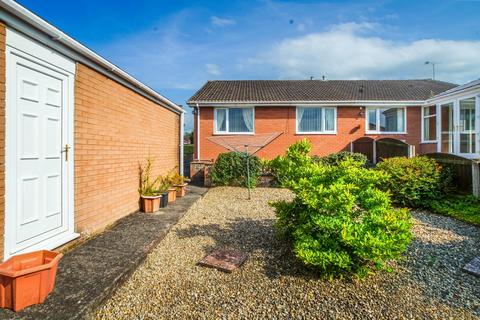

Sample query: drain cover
[198,248,248,272]
[463,256,480,277]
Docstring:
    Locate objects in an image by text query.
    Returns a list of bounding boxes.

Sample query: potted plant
[139,157,162,213]
[0,250,62,311]
[158,181,169,208]
[167,169,189,198]
[167,184,177,203]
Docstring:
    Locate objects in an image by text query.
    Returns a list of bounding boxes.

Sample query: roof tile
[188,80,457,103]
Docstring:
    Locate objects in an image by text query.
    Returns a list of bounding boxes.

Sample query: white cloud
[249,22,480,84]
[211,16,236,27]
[206,63,221,76]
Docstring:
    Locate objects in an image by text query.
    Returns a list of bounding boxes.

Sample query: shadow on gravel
[407,213,480,312]
[175,214,480,315]
[175,218,346,281]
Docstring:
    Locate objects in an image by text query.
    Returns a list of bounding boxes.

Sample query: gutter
[0,0,184,115]
[187,100,426,107]
[196,103,201,160]
[179,110,185,175]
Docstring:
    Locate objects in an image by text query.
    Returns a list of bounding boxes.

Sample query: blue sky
[17,0,480,131]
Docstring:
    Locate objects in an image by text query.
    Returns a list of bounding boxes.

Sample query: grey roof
[188,79,457,104]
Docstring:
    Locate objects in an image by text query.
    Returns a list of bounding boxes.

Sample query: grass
[427,194,480,226]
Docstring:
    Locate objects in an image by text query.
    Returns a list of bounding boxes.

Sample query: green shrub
[320,151,369,167]
[427,195,480,226]
[376,156,443,208]
[211,152,261,187]
[268,139,315,187]
[270,140,413,278]
[184,144,194,155]
[437,163,457,194]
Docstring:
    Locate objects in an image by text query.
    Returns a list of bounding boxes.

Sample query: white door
[439,97,479,158]
[456,97,477,157]
[5,29,77,259]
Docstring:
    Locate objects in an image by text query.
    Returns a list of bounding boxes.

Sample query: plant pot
[175,183,188,197]
[0,250,62,311]
[141,195,161,213]
[167,188,177,203]
[160,192,168,208]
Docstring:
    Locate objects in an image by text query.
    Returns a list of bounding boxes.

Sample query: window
[366,107,406,133]
[459,97,476,154]
[422,105,437,142]
[214,107,254,134]
[296,106,336,133]
[440,102,454,153]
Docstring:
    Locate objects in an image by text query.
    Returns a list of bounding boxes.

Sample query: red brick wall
[74,63,180,234]
[418,142,437,154]
[198,106,424,160]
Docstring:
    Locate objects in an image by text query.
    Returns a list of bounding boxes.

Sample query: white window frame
[295,106,337,134]
[213,106,255,135]
[421,105,438,143]
[435,93,480,157]
[365,106,407,135]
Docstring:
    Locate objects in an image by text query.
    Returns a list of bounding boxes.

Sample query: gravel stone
[93,187,480,320]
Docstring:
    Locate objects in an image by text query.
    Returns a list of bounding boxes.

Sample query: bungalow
[188,79,480,162]
[0,1,184,260]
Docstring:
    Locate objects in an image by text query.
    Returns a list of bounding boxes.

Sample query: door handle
[62,144,71,161]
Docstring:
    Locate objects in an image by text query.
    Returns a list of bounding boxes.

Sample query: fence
[425,153,475,193]
[375,138,409,161]
[351,137,374,163]
[183,144,194,177]
[350,139,480,196]
[351,137,410,164]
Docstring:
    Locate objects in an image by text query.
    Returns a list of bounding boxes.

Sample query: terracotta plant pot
[141,195,161,213]
[160,192,168,208]
[175,183,188,197]
[167,187,177,203]
[0,250,62,311]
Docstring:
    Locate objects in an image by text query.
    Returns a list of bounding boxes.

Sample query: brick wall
[0,23,5,259]
[198,106,423,160]
[74,63,180,234]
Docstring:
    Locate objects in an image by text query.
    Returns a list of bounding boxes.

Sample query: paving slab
[198,248,248,272]
[0,185,207,320]
[463,256,480,277]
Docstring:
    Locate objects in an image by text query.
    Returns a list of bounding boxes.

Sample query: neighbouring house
[188,79,480,190]
[188,79,480,162]
[0,1,185,260]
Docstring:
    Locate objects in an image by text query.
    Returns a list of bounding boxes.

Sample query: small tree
[271,140,413,278]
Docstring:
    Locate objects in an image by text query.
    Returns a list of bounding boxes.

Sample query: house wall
[197,106,424,161]
[0,24,179,260]
[74,63,180,234]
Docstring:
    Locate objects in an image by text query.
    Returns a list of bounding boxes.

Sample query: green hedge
[319,151,370,167]
[376,156,443,208]
[211,152,262,187]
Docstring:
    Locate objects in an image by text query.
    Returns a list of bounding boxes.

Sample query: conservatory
[423,79,480,159]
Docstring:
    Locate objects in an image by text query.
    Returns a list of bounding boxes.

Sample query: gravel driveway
[94,187,480,320]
